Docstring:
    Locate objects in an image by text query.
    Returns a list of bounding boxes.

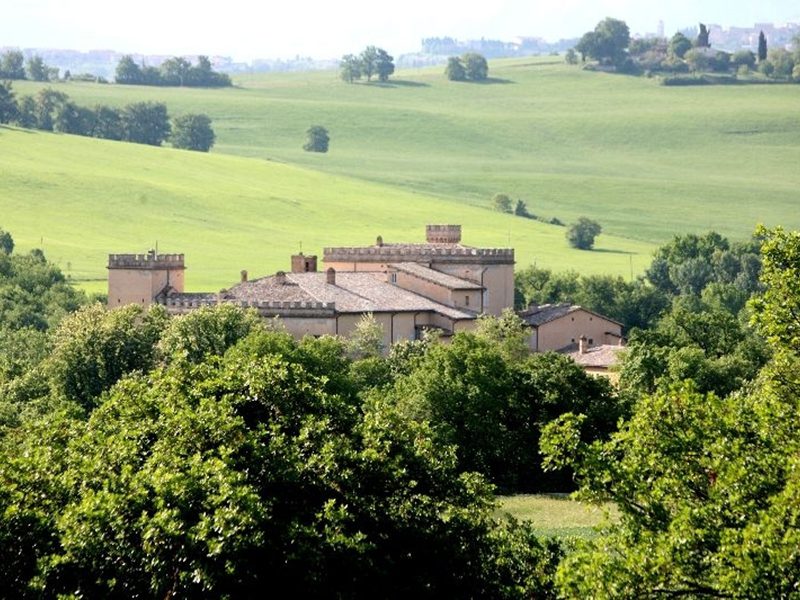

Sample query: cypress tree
[757,30,767,62]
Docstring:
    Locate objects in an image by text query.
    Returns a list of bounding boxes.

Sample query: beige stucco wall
[533,310,622,352]
[392,271,481,311]
[432,263,514,316]
[335,312,421,354]
[280,317,336,338]
[108,267,184,308]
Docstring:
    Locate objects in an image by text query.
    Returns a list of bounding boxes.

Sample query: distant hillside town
[2,21,797,78]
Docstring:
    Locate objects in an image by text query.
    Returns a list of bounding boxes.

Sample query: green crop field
[3,58,799,291]
[497,494,618,540]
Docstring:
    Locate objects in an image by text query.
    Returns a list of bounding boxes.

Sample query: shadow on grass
[508,60,564,68]
[368,79,430,88]
[590,247,637,255]
[0,125,36,133]
[474,77,515,85]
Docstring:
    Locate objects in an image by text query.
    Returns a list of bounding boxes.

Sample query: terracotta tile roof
[566,344,625,369]
[222,275,318,304]
[519,303,580,326]
[211,271,476,320]
[391,262,483,290]
[519,303,623,328]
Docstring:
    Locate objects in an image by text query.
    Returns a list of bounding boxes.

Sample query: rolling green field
[3,58,799,290]
[497,494,618,539]
[0,126,653,292]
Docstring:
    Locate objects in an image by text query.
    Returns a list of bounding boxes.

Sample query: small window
[571,338,575,343]
[590,317,593,321]
[588,338,593,344]
[571,317,574,321]
[465,295,470,306]
[390,273,397,283]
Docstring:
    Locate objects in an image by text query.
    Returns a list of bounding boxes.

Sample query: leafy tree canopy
[566,217,602,250]
[171,113,216,152]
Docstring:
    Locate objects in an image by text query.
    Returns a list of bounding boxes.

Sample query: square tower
[107,251,185,307]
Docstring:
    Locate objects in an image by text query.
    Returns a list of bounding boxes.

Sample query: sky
[2,0,798,61]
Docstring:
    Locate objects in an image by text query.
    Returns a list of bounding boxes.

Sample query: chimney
[579,335,587,354]
[326,267,336,285]
[291,254,317,273]
[426,224,462,244]
[276,270,286,285]
[240,269,248,283]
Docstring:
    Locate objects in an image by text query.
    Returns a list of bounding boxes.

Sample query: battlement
[426,224,461,244]
[108,253,185,270]
[159,296,336,316]
[323,246,514,264]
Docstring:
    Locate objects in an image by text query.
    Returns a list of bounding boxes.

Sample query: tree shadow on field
[590,248,636,255]
[474,77,515,85]
[369,79,430,88]
[0,125,35,133]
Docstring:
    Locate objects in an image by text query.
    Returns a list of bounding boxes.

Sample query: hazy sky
[2,0,798,60]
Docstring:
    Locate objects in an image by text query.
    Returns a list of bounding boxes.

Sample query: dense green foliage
[0,230,86,333]
[170,112,216,152]
[7,82,174,146]
[339,47,395,83]
[540,226,800,597]
[387,312,623,492]
[303,125,329,153]
[115,54,231,87]
[0,301,570,597]
[576,18,630,66]
[0,50,26,79]
[566,217,602,250]
[446,53,490,81]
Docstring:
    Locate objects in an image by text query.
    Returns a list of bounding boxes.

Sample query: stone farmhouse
[519,303,625,378]
[108,225,515,349]
[519,303,623,352]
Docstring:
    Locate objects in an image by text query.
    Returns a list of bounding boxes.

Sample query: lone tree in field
[303,125,329,153]
[463,53,489,81]
[339,54,361,83]
[171,113,215,152]
[576,18,630,65]
[492,193,512,213]
[444,56,466,81]
[758,30,768,62]
[566,217,602,250]
[375,48,395,82]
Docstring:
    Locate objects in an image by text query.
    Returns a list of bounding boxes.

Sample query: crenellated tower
[107,250,185,307]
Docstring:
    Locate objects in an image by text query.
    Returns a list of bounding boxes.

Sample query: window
[588,338,593,344]
[465,295,470,306]
[390,273,397,283]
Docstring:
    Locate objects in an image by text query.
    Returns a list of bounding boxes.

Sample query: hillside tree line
[115,55,231,87]
[0,82,214,151]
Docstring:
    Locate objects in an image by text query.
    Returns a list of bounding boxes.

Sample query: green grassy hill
[10,57,800,246]
[0,127,653,292]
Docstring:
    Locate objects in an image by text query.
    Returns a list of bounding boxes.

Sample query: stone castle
[108,225,515,348]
